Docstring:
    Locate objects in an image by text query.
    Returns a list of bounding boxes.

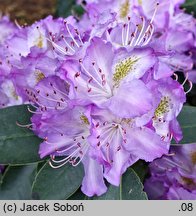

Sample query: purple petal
[81,156,107,197]
[169,119,183,143]
[124,127,169,162]
[106,79,153,118]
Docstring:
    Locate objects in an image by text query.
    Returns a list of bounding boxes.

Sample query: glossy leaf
[131,160,149,183]
[69,168,147,200]
[0,105,43,165]
[55,0,76,18]
[0,164,37,200]
[182,0,196,17]
[177,105,196,144]
[32,161,84,200]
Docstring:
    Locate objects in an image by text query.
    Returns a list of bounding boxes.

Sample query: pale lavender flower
[0,16,17,44]
[88,106,169,186]
[31,101,107,197]
[144,144,196,200]
[63,37,156,119]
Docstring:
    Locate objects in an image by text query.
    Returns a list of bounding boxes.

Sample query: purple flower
[31,101,107,197]
[0,16,17,44]
[63,37,156,119]
[10,48,58,101]
[0,79,23,107]
[147,77,186,143]
[78,0,195,75]
[88,106,169,186]
[0,0,192,198]
[144,144,196,200]
[25,75,70,113]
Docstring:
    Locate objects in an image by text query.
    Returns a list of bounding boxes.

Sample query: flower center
[113,57,138,85]
[121,118,132,125]
[154,96,171,118]
[11,90,19,100]
[35,27,44,48]
[120,0,130,19]
[37,35,44,48]
[80,115,90,125]
[35,70,45,83]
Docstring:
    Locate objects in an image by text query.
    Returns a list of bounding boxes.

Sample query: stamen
[64,21,80,48]
[130,28,138,46]
[14,19,22,29]
[122,24,126,46]
[61,35,75,52]
[135,17,146,45]
[51,148,80,163]
[165,152,176,157]
[47,37,68,54]
[75,28,84,45]
[137,2,159,46]
[150,2,159,24]
[51,84,69,97]
[125,17,130,45]
[49,160,70,169]
[16,121,33,128]
[27,106,41,114]
[38,93,67,104]
[72,144,88,166]
[56,144,77,154]
[143,24,154,46]
[80,61,106,90]
[173,73,178,81]
[92,62,105,83]
[185,80,193,94]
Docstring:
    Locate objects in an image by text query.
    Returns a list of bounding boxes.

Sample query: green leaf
[0,164,37,200]
[72,5,85,18]
[32,161,84,200]
[55,0,76,18]
[176,105,196,144]
[131,160,149,183]
[0,105,43,165]
[182,0,196,17]
[96,168,147,200]
[69,168,147,200]
[68,187,86,200]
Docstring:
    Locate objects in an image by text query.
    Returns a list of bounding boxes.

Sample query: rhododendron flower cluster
[0,0,195,197]
[144,144,196,200]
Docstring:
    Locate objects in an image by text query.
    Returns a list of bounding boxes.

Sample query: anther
[88,77,93,83]
[75,72,81,78]
[117,146,121,151]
